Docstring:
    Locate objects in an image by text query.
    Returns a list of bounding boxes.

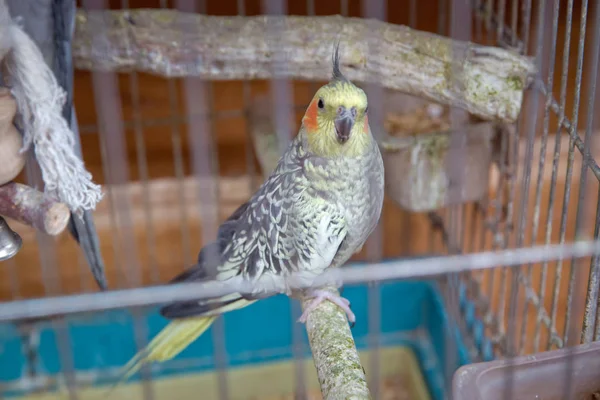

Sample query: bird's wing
[165,139,347,295]
[217,154,347,288]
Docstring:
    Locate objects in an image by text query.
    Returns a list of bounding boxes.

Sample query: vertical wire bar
[531,0,564,353]
[428,0,450,258]
[53,321,78,400]
[475,0,500,331]
[469,203,481,255]
[460,205,482,359]
[506,0,545,362]
[26,5,90,393]
[4,258,20,299]
[510,0,519,47]
[290,0,316,396]
[486,127,509,337]
[54,2,96,393]
[174,1,229,399]
[496,0,506,43]
[562,7,599,393]
[263,0,293,155]
[22,1,79,397]
[25,160,79,400]
[296,0,314,395]
[575,0,600,345]
[83,1,154,398]
[340,0,348,16]
[493,94,513,343]
[409,0,417,29]
[464,0,485,267]
[520,0,534,52]
[470,206,488,321]
[474,0,483,50]
[446,1,472,394]
[496,0,532,349]
[518,1,558,356]
[460,203,468,257]
[85,5,143,295]
[502,0,541,398]
[482,0,519,348]
[448,205,466,365]
[122,0,160,285]
[493,0,520,344]
[558,0,589,350]
[85,84,124,292]
[445,206,461,396]
[437,0,447,36]
[236,0,259,197]
[488,0,509,261]
[543,0,575,352]
[260,1,303,398]
[404,0,418,257]
[484,0,493,36]
[361,0,386,396]
[161,0,193,268]
[593,3,600,343]
[593,1,600,138]
[593,185,600,340]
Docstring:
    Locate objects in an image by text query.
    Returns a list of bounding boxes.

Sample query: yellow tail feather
[105,316,216,397]
[105,297,256,397]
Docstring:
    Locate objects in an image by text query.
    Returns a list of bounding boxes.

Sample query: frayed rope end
[3,22,103,214]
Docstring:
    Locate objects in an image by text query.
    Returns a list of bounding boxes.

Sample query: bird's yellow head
[302,45,371,158]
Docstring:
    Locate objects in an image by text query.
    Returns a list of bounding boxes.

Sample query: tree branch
[302,287,370,399]
[0,182,70,236]
[73,10,536,123]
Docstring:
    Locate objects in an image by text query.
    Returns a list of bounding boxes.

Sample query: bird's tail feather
[105,296,256,397]
[105,317,216,397]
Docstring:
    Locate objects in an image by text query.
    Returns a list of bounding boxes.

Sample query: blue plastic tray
[0,259,491,399]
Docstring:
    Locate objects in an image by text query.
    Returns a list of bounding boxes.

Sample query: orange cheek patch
[363,115,369,133]
[303,99,319,133]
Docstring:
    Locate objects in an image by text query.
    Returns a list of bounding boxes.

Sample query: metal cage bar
[2,0,600,399]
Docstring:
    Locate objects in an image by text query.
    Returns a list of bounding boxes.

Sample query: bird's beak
[335,109,355,144]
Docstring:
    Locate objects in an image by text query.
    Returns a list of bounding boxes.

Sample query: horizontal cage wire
[0,0,599,399]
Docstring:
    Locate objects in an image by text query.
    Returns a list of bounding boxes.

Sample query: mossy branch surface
[302,287,370,400]
[73,10,536,123]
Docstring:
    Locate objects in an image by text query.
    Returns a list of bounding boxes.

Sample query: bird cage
[0,0,599,399]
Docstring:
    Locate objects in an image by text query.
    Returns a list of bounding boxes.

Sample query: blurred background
[1,1,600,399]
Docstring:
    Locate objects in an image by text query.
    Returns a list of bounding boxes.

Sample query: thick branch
[0,182,70,236]
[73,10,536,123]
[302,287,370,399]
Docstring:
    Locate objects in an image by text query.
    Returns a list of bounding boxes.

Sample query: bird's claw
[297,290,356,327]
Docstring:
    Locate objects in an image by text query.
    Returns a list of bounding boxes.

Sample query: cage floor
[12,347,429,400]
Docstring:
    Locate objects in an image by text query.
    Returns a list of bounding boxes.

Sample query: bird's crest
[331,42,348,83]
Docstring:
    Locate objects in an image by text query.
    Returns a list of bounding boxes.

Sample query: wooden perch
[0,182,70,236]
[73,10,536,123]
[302,287,370,399]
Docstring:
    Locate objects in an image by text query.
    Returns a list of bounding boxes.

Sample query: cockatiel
[113,45,384,387]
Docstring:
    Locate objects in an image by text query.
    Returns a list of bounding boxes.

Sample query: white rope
[0,3,102,214]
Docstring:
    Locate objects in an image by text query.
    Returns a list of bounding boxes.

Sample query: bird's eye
[318,98,324,109]
[365,106,369,114]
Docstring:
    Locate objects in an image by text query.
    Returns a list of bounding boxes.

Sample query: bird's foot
[297,290,356,327]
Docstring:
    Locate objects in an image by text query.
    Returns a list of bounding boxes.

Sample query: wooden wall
[1,2,599,355]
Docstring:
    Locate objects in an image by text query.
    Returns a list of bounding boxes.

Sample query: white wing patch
[309,213,347,272]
